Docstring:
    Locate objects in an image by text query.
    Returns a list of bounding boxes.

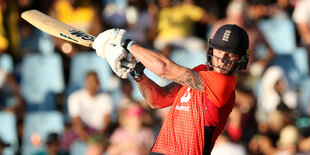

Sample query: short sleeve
[183,5,204,22]
[292,0,310,23]
[68,92,80,118]
[199,71,236,107]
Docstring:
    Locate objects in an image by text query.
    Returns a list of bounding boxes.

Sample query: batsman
[92,24,250,155]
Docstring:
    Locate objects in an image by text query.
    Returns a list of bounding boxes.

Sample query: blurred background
[0,0,310,154]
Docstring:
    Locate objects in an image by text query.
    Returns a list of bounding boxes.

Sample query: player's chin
[214,66,228,73]
[220,70,230,75]
[214,68,228,74]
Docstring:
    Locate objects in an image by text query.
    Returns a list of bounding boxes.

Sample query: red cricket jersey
[151,65,237,155]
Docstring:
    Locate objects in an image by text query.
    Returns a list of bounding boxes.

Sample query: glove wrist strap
[130,62,145,81]
[122,39,136,51]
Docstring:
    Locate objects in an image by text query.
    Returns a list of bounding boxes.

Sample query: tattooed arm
[128,43,205,92]
[135,74,182,109]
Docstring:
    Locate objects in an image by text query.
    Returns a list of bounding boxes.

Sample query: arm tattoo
[161,82,182,98]
[173,70,204,91]
[137,83,147,99]
[137,80,181,100]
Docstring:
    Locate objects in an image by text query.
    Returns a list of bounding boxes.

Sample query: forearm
[101,115,110,134]
[297,23,310,44]
[135,74,180,109]
[128,43,181,80]
[128,43,204,91]
[72,117,89,141]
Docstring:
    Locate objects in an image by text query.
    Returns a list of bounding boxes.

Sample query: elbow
[153,61,170,78]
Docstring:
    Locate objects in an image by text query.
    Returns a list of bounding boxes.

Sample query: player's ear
[236,49,250,71]
[206,39,213,66]
[207,39,212,48]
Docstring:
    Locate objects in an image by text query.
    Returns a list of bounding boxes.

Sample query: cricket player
[92,24,250,155]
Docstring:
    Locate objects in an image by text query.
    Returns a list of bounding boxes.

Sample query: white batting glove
[121,53,137,78]
[93,28,135,78]
[92,28,126,59]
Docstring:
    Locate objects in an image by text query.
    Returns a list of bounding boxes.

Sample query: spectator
[256,66,297,124]
[268,0,295,18]
[0,0,21,59]
[0,137,10,155]
[248,134,278,155]
[298,136,310,153]
[85,133,109,155]
[107,104,154,155]
[226,107,243,142]
[124,0,157,47]
[153,0,216,56]
[117,79,137,114]
[211,131,246,155]
[0,67,24,116]
[276,125,300,155]
[0,35,24,119]
[61,71,113,152]
[292,0,310,73]
[34,133,68,155]
[49,0,104,57]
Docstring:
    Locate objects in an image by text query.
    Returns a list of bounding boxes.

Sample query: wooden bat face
[21,10,95,48]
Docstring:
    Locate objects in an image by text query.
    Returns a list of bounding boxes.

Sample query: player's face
[212,49,240,74]
[85,73,100,96]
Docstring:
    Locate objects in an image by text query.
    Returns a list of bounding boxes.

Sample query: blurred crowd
[0,0,310,154]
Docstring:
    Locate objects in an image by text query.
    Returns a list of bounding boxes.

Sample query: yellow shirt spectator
[0,8,8,51]
[157,4,204,42]
[54,0,95,32]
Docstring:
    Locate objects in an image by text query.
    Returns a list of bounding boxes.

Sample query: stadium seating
[258,17,296,54]
[0,53,13,73]
[20,53,64,111]
[65,51,120,122]
[69,51,113,91]
[0,112,18,155]
[21,111,64,155]
[299,77,310,116]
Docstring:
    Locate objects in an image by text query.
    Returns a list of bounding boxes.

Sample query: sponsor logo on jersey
[175,105,190,111]
[176,88,191,111]
[180,88,191,103]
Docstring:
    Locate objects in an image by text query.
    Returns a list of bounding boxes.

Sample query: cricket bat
[21,9,95,49]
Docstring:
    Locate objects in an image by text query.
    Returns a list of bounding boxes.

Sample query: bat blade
[21,9,95,48]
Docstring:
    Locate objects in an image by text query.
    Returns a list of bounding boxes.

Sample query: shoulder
[192,65,236,85]
[70,89,86,98]
[193,65,236,88]
[192,64,209,71]
[204,71,236,86]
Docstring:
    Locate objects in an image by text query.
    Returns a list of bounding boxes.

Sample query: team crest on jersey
[180,88,191,103]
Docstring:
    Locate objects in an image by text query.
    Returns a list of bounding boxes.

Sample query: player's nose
[219,53,229,61]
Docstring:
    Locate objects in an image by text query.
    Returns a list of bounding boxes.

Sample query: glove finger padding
[119,53,137,79]
[105,44,129,78]
[119,60,136,79]
[122,60,136,69]
[92,28,127,59]
[92,28,135,79]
